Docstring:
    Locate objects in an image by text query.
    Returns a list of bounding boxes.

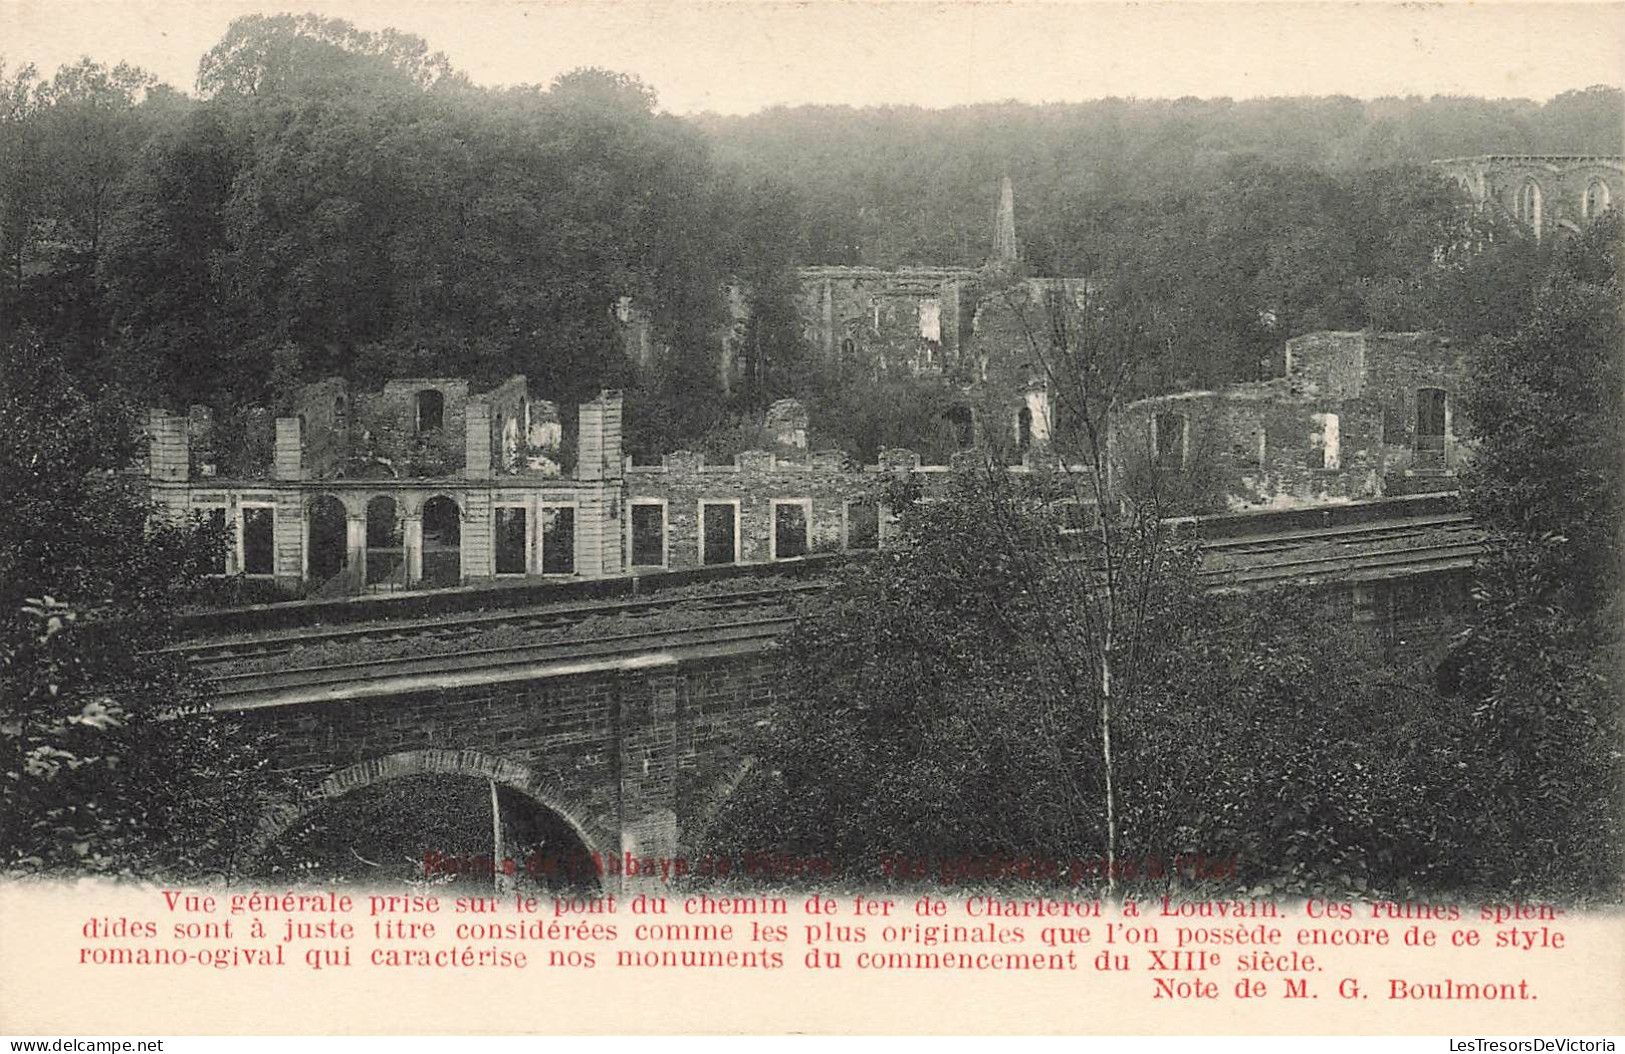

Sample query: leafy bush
[706,468,1528,899]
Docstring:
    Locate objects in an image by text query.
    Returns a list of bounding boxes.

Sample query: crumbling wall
[765,398,809,450]
[625,450,892,571]
[293,378,351,479]
[1114,384,1384,512]
[1116,331,1470,511]
[1360,332,1473,483]
[795,267,970,378]
[349,379,470,478]
[476,376,531,475]
[1285,331,1367,399]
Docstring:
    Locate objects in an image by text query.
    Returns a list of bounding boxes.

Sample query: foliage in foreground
[706,468,1616,902]
[0,338,278,878]
[1445,213,1625,900]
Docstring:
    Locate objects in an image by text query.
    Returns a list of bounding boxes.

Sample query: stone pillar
[147,410,190,483]
[461,490,493,579]
[465,403,492,480]
[404,517,423,586]
[347,516,367,585]
[617,670,679,885]
[577,391,625,482]
[879,448,921,473]
[274,492,304,592]
[273,417,303,481]
[821,279,836,361]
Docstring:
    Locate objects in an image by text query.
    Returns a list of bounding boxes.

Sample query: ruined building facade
[617,176,1082,455]
[145,372,1101,596]
[1432,154,1622,241]
[147,160,1581,594]
[1112,331,1471,511]
[147,325,1471,596]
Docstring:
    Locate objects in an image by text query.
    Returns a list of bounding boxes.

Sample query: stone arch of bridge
[244,748,613,871]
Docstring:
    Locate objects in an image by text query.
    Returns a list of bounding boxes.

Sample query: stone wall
[242,648,781,875]
[147,387,630,593]
[348,379,471,477]
[624,450,894,571]
[795,266,972,378]
[1432,155,1623,240]
[478,376,531,475]
[1114,331,1471,511]
[292,378,351,479]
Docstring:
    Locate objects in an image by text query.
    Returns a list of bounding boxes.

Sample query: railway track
[172,582,826,665]
[207,615,796,704]
[1201,538,1484,587]
[1197,512,1476,554]
[1199,513,1483,586]
[184,512,1486,698]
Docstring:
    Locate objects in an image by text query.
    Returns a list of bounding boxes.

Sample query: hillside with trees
[1,16,1620,452]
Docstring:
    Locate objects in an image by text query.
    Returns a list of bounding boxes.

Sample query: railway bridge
[186,494,1481,890]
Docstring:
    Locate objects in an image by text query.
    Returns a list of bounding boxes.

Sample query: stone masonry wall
[1115,331,1471,511]
[624,451,895,571]
[241,648,780,871]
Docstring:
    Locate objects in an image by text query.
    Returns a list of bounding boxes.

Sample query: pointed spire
[991,175,1019,266]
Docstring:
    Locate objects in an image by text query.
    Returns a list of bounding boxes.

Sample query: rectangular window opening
[1313,413,1342,471]
[918,298,942,342]
[1154,413,1186,470]
[241,506,274,576]
[1058,500,1096,535]
[773,501,810,560]
[630,503,666,567]
[701,502,738,566]
[541,506,575,575]
[495,507,528,574]
[204,507,229,574]
[845,501,880,551]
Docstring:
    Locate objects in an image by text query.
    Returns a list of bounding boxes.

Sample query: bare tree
[980,274,1192,896]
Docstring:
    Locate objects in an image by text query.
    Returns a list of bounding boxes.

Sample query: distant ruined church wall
[1432,154,1622,240]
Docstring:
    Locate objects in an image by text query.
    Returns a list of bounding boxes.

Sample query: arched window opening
[365,495,404,587]
[420,496,461,589]
[306,495,349,590]
[1584,178,1612,219]
[333,396,348,432]
[415,389,444,434]
[1017,406,1033,452]
[1516,179,1543,239]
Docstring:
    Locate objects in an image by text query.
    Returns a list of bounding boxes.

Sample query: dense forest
[1,14,1620,452]
[699,90,1625,268]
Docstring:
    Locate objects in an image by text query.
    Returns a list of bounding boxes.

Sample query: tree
[1444,213,1625,899]
[0,335,275,877]
[711,277,1414,896]
[196,13,464,98]
[706,462,1470,897]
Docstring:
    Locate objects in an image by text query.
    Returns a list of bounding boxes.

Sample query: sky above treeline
[3,0,1623,115]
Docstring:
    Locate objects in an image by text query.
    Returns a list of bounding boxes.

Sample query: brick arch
[245,748,612,868]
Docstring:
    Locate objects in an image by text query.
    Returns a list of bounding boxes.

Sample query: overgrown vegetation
[708,216,1625,903]
[0,337,280,878]
[3,21,1619,453]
